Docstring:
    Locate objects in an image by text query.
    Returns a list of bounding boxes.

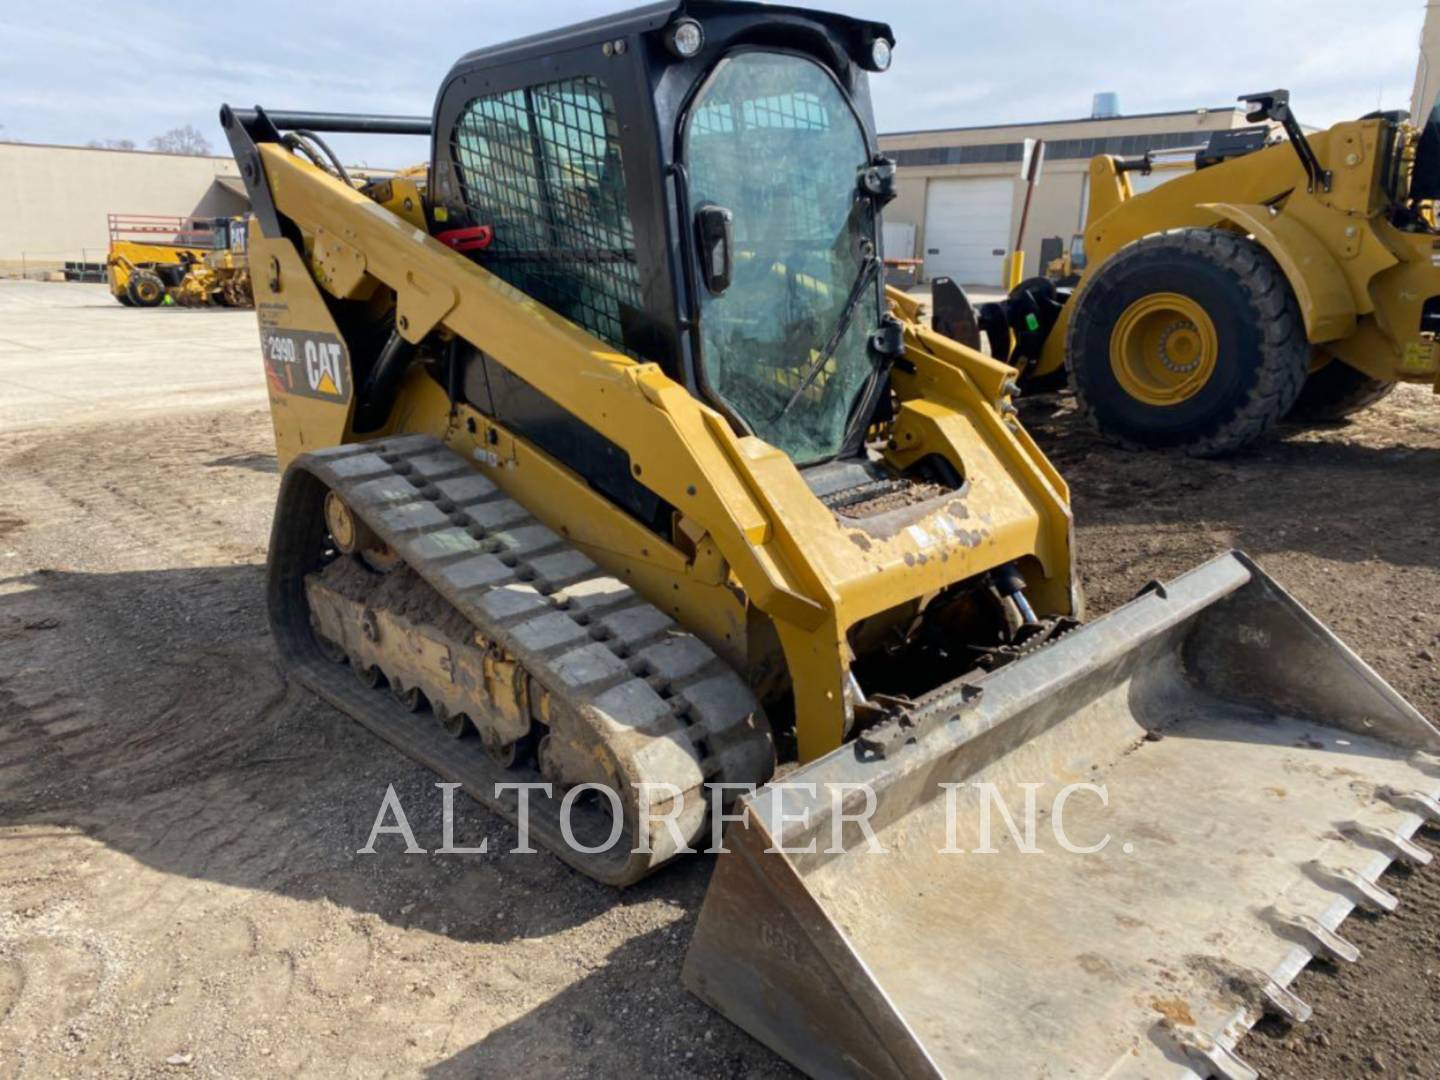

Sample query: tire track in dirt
[0,408,275,571]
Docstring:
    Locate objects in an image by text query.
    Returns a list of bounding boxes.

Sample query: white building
[880,104,1257,286]
[0,142,248,276]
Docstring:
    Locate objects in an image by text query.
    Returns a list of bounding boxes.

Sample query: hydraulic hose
[355,330,415,432]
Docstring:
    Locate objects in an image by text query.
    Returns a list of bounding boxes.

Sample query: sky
[0,0,1427,167]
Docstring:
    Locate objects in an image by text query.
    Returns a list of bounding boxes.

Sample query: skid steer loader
[939,90,1440,456]
[223,4,1439,1075]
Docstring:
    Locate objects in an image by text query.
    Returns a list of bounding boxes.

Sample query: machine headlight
[870,37,892,72]
[667,18,705,59]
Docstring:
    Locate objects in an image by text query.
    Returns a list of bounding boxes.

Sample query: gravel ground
[1,281,1437,1077]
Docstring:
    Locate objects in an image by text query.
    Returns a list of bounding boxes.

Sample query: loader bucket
[684,551,1440,1079]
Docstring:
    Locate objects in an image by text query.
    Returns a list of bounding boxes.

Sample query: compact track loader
[939,91,1440,455]
[224,4,1440,1075]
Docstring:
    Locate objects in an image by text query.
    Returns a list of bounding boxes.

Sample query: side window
[688,88,836,246]
[451,76,641,355]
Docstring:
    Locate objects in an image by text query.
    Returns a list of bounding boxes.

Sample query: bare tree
[147,125,212,155]
[88,137,138,151]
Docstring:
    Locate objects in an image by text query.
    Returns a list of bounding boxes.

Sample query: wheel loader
[106,213,253,307]
[937,90,1440,455]
[105,213,213,306]
[222,4,1440,1076]
[174,215,253,307]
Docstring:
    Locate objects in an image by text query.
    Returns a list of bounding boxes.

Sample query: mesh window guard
[451,76,642,355]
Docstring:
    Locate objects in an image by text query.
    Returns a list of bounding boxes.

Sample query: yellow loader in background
[223,5,1439,1075]
[938,90,1440,455]
[173,215,253,307]
[106,213,252,308]
[105,213,213,306]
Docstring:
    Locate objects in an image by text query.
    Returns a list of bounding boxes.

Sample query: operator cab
[430,1,898,470]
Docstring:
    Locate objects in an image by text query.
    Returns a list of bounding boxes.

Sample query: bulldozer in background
[223,4,1440,1075]
[937,90,1440,455]
[106,213,253,308]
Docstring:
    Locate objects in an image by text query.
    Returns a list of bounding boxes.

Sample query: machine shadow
[425,922,798,1079]
[0,562,711,948]
[205,450,278,473]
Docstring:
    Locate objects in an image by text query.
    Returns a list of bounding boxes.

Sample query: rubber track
[1068,228,1311,457]
[268,434,773,886]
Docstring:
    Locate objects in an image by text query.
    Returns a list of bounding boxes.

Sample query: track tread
[274,436,773,884]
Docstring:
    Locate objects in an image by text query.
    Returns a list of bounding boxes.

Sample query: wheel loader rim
[1108,292,1218,407]
[134,277,162,303]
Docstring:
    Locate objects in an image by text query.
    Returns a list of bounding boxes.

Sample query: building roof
[0,139,236,164]
[212,176,250,197]
[881,105,1242,139]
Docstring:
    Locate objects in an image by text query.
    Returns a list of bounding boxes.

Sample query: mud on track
[0,281,1437,1077]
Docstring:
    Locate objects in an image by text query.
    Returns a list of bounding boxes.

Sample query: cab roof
[445,1,892,74]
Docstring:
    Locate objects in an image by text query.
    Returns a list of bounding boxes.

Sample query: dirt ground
[1,280,1438,1077]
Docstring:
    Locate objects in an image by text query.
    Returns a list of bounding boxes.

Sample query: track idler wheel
[325,491,381,556]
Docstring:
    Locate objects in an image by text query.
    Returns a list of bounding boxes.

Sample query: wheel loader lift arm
[222,103,1074,761]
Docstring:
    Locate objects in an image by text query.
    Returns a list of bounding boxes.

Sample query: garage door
[921,177,1015,287]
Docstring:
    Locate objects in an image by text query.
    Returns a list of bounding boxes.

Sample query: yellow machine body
[1032,117,1440,392]
[249,146,1074,762]
[106,213,252,307]
[105,237,205,297]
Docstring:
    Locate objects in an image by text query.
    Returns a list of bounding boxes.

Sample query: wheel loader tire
[1286,356,1397,423]
[1065,228,1310,456]
[114,291,134,307]
[126,270,167,308]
